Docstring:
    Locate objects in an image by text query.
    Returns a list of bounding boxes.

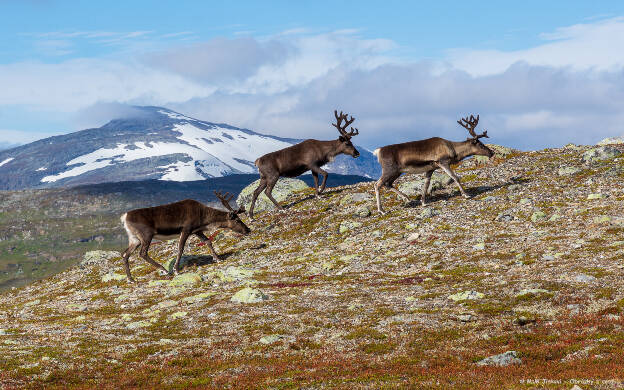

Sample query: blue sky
[1,1,624,150]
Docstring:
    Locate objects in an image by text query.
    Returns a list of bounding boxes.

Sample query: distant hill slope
[0,106,381,190]
[0,173,371,291]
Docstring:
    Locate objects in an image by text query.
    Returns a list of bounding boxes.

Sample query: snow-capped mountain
[0,106,380,190]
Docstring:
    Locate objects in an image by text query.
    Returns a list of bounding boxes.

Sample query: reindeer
[120,191,250,282]
[374,114,494,214]
[248,110,360,219]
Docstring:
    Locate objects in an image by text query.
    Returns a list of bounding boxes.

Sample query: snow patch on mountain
[40,121,294,183]
[0,158,13,168]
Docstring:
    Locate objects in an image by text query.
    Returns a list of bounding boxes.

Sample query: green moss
[360,342,395,354]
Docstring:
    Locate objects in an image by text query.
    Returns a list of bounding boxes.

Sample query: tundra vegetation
[1,143,624,388]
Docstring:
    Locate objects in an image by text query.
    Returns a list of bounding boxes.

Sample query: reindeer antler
[214,191,245,214]
[457,114,488,140]
[333,110,358,138]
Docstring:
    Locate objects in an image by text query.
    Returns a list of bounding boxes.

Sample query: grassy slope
[0,174,371,291]
[1,146,624,388]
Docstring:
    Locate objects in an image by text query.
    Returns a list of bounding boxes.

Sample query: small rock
[420,208,439,219]
[340,192,373,205]
[231,287,268,303]
[587,193,607,200]
[476,351,522,366]
[259,334,285,345]
[65,304,88,312]
[516,288,549,297]
[406,232,420,242]
[458,314,476,322]
[567,304,582,314]
[593,216,612,223]
[541,254,555,261]
[558,166,582,176]
[519,198,531,205]
[575,274,597,283]
[182,292,216,303]
[354,206,371,217]
[473,243,485,250]
[0,329,6,335]
[531,211,547,222]
[448,291,484,302]
[81,250,120,267]
[548,214,562,221]
[24,299,40,307]
[169,311,187,319]
[513,316,536,326]
[126,321,151,330]
[495,213,515,222]
[169,273,202,287]
[102,273,126,283]
[339,221,363,233]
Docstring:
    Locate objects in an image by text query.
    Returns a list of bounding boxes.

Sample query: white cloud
[3,18,624,150]
[447,16,624,76]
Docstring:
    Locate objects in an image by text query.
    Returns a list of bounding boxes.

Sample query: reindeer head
[332,110,360,158]
[457,114,494,158]
[214,191,251,235]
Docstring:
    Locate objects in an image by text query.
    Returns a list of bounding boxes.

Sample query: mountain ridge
[0,106,380,190]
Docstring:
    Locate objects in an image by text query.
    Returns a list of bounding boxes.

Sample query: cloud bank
[3,18,624,150]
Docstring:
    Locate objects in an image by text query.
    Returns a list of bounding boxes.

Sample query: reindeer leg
[310,166,329,196]
[311,171,320,197]
[195,232,222,261]
[205,240,222,262]
[421,170,434,206]
[375,172,400,214]
[248,178,267,220]
[438,163,471,199]
[139,235,169,276]
[173,230,190,275]
[121,239,140,283]
[264,176,283,210]
[375,179,385,215]
[194,232,209,242]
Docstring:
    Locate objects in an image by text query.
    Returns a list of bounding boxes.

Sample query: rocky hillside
[0,106,380,191]
[1,143,624,388]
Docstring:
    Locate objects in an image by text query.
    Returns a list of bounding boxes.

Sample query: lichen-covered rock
[531,211,547,222]
[398,173,450,196]
[597,137,624,145]
[515,288,549,297]
[339,221,362,233]
[354,206,371,217]
[182,292,216,303]
[476,351,522,366]
[582,146,621,163]
[230,287,268,303]
[126,321,151,330]
[169,273,202,287]
[448,291,484,301]
[587,193,607,200]
[101,273,126,283]
[558,166,581,176]
[340,192,373,205]
[236,178,309,213]
[81,250,120,267]
[259,334,285,344]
